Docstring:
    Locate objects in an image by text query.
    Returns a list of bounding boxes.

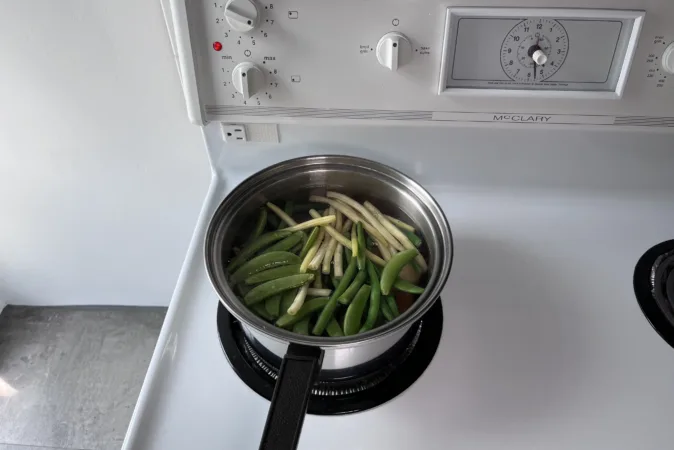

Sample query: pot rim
[205,155,453,348]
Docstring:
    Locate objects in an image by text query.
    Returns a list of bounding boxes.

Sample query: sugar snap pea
[392,279,425,294]
[252,303,275,321]
[230,251,300,285]
[360,261,381,333]
[386,295,400,318]
[244,264,300,285]
[356,222,367,270]
[290,242,303,254]
[338,270,367,305]
[265,294,281,318]
[246,208,267,245]
[292,317,310,335]
[263,231,304,254]
[228,230,293,272]
[276,296,329,328]
[326,318,344,337]
[380,248,419,295]
[280,289,296,314]
[403,230,423,248]
[372,263,424,294]
[312,257,357,335]
[244,273,314,305]
[299,227,320,259]
[344,284,371,335]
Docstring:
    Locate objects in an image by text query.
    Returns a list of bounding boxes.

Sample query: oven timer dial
[500,18,568,82]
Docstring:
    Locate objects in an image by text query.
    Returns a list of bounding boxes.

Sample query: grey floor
[0,306,166,450]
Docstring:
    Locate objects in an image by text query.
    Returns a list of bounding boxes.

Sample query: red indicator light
[213,41,223,51]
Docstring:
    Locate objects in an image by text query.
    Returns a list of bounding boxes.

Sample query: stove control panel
[169,0,674,128]
[440,8,642,98]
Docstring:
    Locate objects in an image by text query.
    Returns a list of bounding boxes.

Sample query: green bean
[263,231,304,254]
[356,222,367,270]
[265,294,281,318]
[277,201,295,230]
[276,297,329,328]
[312,257,357,335]
[334,257,358,300]
[299,227,320,259]
[244,264,301,285]
[360,261,381,333]
[292,317,310,335]
[230,251,301,284]
[326,318,344,337]
[330,275,339,289]
[344,247,352,261]
[338,270,367,305]
[392,279,425,294]
[386,295,400,317]
[280,289,296,314]
[252,303,275,321]
[244,273,314,305]
[246,208,267,245]
[380,249,419,295]
[403,230,423,248]
[344,284,371,335]
[380,300,394,322]
[228,230,293,272]
[386,215,416,232]
[366,235,374,250]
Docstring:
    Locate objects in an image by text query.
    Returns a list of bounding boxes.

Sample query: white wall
[0,1,209,306]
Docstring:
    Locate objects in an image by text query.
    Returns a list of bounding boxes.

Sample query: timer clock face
[500,18,569,82]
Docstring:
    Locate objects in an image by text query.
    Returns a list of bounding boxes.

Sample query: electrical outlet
[221,124,247,143]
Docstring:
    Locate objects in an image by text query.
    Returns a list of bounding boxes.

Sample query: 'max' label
[432,112,615,125]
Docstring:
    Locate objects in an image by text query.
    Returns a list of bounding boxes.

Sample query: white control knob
[231,62,264,99]
[376,32,412,71]
[532,49,548,65]
[662,42,674,74]
[224,0,259,33]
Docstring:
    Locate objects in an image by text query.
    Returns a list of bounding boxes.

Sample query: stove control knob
[662,42,674,74]
[224,0,259,33]
[231,62,264,99]
[376,32,412,71]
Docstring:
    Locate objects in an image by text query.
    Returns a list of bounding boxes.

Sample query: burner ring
[241,323,423,397]
[634,240,674,349]
[217,299,443,415]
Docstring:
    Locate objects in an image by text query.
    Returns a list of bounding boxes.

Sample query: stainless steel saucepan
[205,155,453,450]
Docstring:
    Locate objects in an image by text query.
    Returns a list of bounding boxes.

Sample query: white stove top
[122,125,674,449]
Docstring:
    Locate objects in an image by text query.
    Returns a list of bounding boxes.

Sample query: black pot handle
[258,343,323,450]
